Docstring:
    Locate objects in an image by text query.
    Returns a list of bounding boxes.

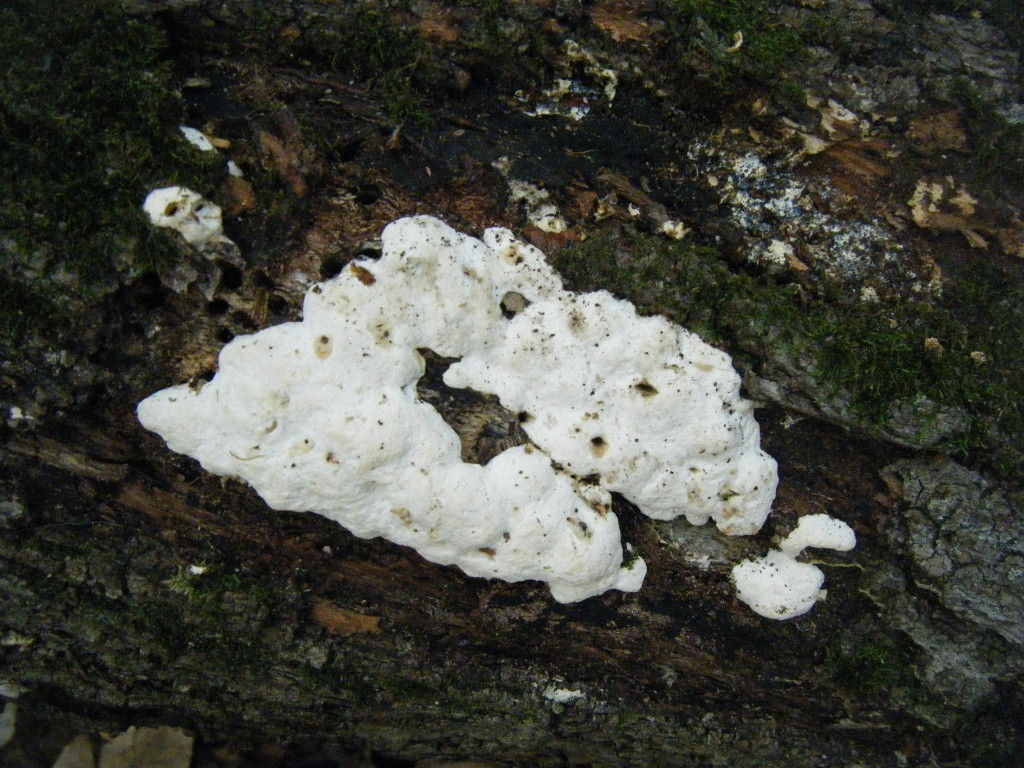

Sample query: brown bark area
[0,406,931,766]
[0,311,978,753]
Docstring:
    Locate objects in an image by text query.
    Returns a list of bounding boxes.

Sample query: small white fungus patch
[179,125,216,152]
[779,513,857,558]
[732,513,856,620]
[542,686,586,704]
[507,180,568,233]
[139,216,795,608]
[661,220,692,240]
[7,406,30,423]
[143,186,225,249]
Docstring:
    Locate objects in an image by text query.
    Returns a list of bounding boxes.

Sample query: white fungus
[506,179,569,234]
[178,125,216,152]
[142,186,225,249]
[779,513,857,558]
[542,686,586,704]
[732,514,856,619]
[661,220,692,240]
[138,215,803,608]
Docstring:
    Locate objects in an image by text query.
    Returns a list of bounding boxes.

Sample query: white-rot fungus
[143,186,227,250]
[139,215,849,612]
[732,514,857,620]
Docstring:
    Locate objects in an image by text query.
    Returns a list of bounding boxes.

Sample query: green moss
[552,228,1023,475]
[811,263,1022,457]
[164,565,274,614]
[947,77,1024,190]
[0,279,59,345]
[130,599,190,657]
[381,674,443,703]
[239,7,291,53]
[303,7,432,126]
[0,0,221,282]
[824,636,918,696]
[451,0,549,89]
[164,565,213,604]
[621,547,644,570]
[660,0,807,94]
[964,740,1019,768]
[549,226,797,351]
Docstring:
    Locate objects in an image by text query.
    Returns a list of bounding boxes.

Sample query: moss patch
[947,77,1024,193]
[300,6,434,126]
[659,0,806,96]
[0,0,220,278]
[824,635,918,697]
[0,0,230,421]
[0,0,222,362]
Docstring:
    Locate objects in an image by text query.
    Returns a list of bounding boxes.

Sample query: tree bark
[3,1,1022,765]
[0,416,926,766]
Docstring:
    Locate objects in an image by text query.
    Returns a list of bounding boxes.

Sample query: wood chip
[311,599,381,636]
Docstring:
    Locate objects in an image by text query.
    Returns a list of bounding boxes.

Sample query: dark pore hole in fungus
[500,291,530,319]
[320,255,345,279]
[314,334,333,360]
[590,436,608,458]
[414,348,529,466]
[634,380,659,398]
[355,240,383,260]
[349,263,376,285]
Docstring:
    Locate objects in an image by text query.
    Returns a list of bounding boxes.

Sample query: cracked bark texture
[877,458,1024,707]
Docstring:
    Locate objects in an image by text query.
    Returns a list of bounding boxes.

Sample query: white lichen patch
[687,138,942,301]
[519,40,617,122]
[564,40,618,103]
[139,216,782,606]
[507,180,568,233]
[542,685,586,704]
[763,239,794,266]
